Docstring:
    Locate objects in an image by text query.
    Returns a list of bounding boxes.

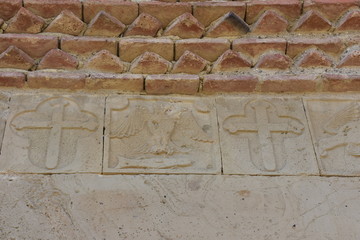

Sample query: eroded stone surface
[305,97,360,176]
[217,97,318,175]
[104,95,221,174]
[0,94,104,173]
[1,174,360,239]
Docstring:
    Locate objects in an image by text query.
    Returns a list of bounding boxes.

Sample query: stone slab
[0,92,10,151]
[0,174,360,239]
[0,94,105,173]
[305,96,360,176]
[217,96,318,175]
[104,95,221,174]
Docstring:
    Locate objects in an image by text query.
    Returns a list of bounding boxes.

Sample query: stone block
[0,0,22,21]
[260,74,319,92]
[0,72,25,88]
[61,36,117,57]
[27,72,86,89]
[86,73,143,91]
[202,74,258,93]
[24,0,81,19]
[145,74,199,95]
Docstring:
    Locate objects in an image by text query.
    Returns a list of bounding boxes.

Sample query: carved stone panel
[217,97,318,175]
[0,94,104,173]
[104,95,221,174]
[305,97,360,176]
[0,92,10,151]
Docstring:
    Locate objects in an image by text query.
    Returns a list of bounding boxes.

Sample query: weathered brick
[172,50,208,74]
[45,10,85,36]
[193,2,246,27]
[336,10,360,32]
[292,10,332,32]
[337,46,360,68]
[287,37,345,58]
[163,13,204,39]
[251,10,288,34]
[37,49,78,70]
[322,74,360,92]
[0,0,22,21]
[5,7,45,34]
[119,38,174,62]
[246,0,301,24]
[294,48,333,68]
[125,13,162,37]
[146,74,199,95]
[0,19,3,27]
[211,50,252,73]
[232,38,286,60]
[0,72,25,88]
[0,46,35,70]
[255,52,292,70]
[139,2,191,26]
[27,72,86,89]
[175,39,230,61]
[24,0,81,19]
[304,0,359,22]
[205,12,249,38]
[86,73,144,91]
[130,52,171,74]
[202,74,258,93]
[260,74,318,92]
[84,50,128,73]
[0,34,58,58]
[61,36,117,57]
[85,11,126,37]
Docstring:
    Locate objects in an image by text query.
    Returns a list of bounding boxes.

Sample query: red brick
[246,0,301,24]
[27,72,86,89]
[232,38,286,60]
[205,12,249,37]
[84,50,128,73]
[86,73,144,91]
[251,10,288,34]
[260,75,318,92]
[130,52,171,74]
[24,0,81,19]
[287,37,345,58]
[211,50,251,73]
[336,10,360,32]
[292,10,332,32]
[146,74,199,95]
[125,13,162,37]
[172,50,209,74]
[0,0,22,21]
[0,19,3,27]
[37,49,78,70]
[119,38,174,62]
[61,36,117,57]
[0,34,58,59]
[45,10,85,36]
[304,0,359,21]
[163,13,204,39]
[84,0,138,25]
[175,39,230,62]
[255,52,292,70]
[0,72,25,88]
[5,7,45,34]
[85,11,125,37]
[322,74,360,92]
[202,74,258,93]
[0,46,35,70]
[193,2,245,27]
[294,48,333,68]
[337,46,360,68]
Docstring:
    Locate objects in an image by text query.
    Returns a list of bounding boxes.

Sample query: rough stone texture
[24,0,82,19]
[202,74,258,93]
[255,52,292,70]
[5,7,45,34]
[163,13,204,39]
[84,11,125,37]
[130,52,171,75]
[0,94,104,173]
[336,10,360,32]
[0,18,3,27]
[0,0,22,21]
[27,72,86,89]
[193,2,246,27]
[119,38,174,62]
[292,10,332,32]
[0,92,9,151]
[139,2,192,26]
[125,13,162,37]
[0,46,35,70]
[37,49,78,70]
[172,50,208,74]
[0,34,58,59]
[83,0,138,25]
[145,74,199,95]
[211,50,252,73]
[45,10,85,36]
[175,39,230,61]
[305,96,360,175]
[0,72,25,88]
[205,12,249,38]
[86,73,143,91]
[218,97,318,174]
[84,50,127,74]
[233,38,287,60]
[61,36,117,57]
[322,74,360,92]
[251,10,289,34]
[260,74,319,92]
[337,46,360,68]
[294,48,334,68]
[104,95,219,173]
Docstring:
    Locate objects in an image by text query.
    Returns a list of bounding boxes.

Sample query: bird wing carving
[324,102,360,134]
[176,110,213,143]
[111,106,149,138]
